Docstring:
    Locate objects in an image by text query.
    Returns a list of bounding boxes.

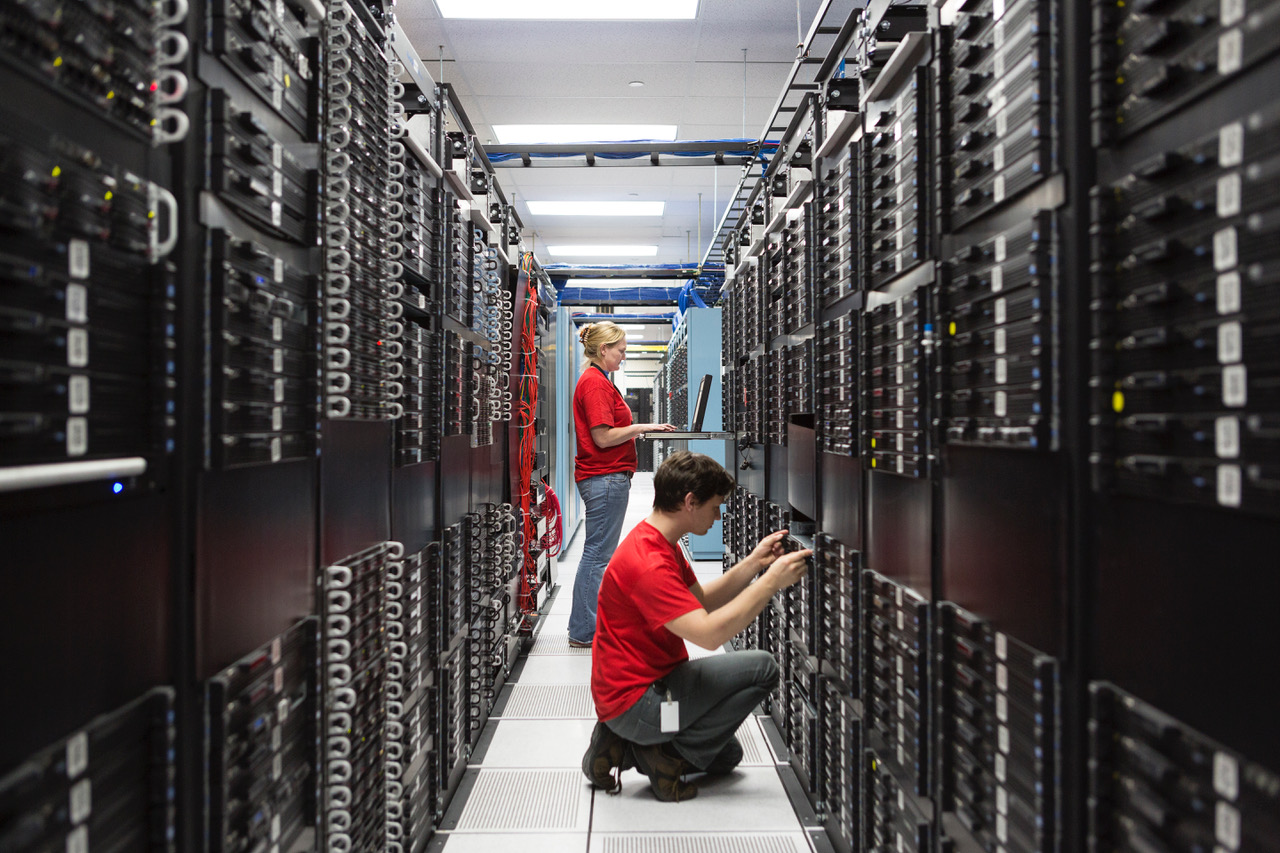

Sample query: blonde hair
[579,321,626,363]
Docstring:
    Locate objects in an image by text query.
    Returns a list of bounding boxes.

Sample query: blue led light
[112,482,124,494]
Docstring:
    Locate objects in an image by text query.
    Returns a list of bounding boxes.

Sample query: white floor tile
[590,766,801,832]
[441,832,589,852]
[588,832,814,853]
[480,719,596,768]
[451,769,591,832]
[517,654,593,685]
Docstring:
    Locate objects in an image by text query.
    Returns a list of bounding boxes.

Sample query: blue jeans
[604,650,779,770]
[568,472,632,644]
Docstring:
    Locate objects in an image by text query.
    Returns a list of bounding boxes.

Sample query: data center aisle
[429,473,821,852]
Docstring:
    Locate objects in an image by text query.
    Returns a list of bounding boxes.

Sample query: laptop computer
[640,373,733,440]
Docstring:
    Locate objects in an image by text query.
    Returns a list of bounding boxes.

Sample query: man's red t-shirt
[573,364,635,482]
[591,520,703,721]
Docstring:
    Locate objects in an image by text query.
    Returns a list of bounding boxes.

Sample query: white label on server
[69,239,90,279]
[271,726,282,751]
[995,752,1007,782]
[67,328,89,367]
[896,252,904,272]
[1218,173,1242,218]
[1216,416,1241,458]
[273,258,285,283]
[277,696,289,723]
[1222,0,1246,26]
[66,732,89,778]
[896,365,904,385]
[272,316,284,342]
[896,298,904,318]
[68,376,90,414]
[996,109,1008,139]
[996,692,1009,723]
[271,813,281,842]
[1215,751,1241,800]
[896,433,904,451]
[272,82,283,110]
[997,785,1009,815]
[66,283,88,323]
[898,721,905,745]
[1223,364,1248,407]
[991,264,1004,293]
[995,358,1008,384]
[897,744,905,769]
[897,609,905,631]
[994,45,1005,79]
[273,379,285,403]
[896,343,904,363]
[1218,321,1243,364]
[272,142,283,170]
[1219,29,1243,76]
[272,348,284,373]
[896,655,904,676]
[996,662,1009,691]
[994,20,1006,49]
[69,779,92,823]
[1218,464,1243,507]
[994,174,1007,203]
[1214,227,1239,271]
[271,200,282,227]
[271,436,282,463]
[1216,801,1242,850]
[272,753,282,781]
[272,170,283,198]
[66,825,88,853]
[896,388,905,407]
[273,666,284,692]
[994,143,1006,172]
[995,327,1008,355]
[897,320,905,341]
[896,587,904,606]
[1220,122,1245,167]
[994,234,1008,263]
[897,674,905,696]
[995,297,1007,325]
[997,813,1008,843]
[995,390,1008,417]
[999,724,1011,754]
[271,406,283,431]
[996,631,1008,660]
[66,417,87,457]
[897,410,904,429]
[1217,271,1242,314]
[898,698,905,720]
[994,0,1006,19]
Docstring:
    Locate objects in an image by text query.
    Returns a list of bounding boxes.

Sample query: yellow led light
[148,210,156,219]
[1112,391,1125,413]
[104,191,113,201]
[949,321,957,336]
[284,74,291,88]
[870,458,877,468]
[52,166,61,178]
[53,56,63,67]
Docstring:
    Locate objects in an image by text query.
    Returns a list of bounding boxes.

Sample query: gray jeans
[604,649,779,771]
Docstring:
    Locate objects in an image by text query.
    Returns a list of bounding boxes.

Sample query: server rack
[718,1,1280,852]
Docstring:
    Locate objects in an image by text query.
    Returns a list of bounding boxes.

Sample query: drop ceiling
[394,0,845,275]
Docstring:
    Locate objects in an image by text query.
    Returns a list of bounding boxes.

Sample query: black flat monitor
[690,374,712,432]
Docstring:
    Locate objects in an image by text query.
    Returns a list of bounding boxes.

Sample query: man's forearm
[699,576,778,647]
[699,554,764,612]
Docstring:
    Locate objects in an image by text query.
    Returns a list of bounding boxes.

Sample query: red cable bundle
[515,254,542,614]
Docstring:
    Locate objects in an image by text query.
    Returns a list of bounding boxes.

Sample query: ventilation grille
[597,833,812,853]
[737,719,771,766]
[500,685,594,719]
[455,769,584,830]
[529,634,593,655]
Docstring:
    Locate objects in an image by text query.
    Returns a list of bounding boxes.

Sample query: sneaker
[581,722,628,793]
[699,736,744,775]
[567,637,592,649]
[630,742,698,802]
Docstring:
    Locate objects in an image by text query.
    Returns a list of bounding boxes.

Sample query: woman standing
[569,321,675,648]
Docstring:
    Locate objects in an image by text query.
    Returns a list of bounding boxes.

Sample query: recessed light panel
[527,201,664,217]
[436,0,698,19]
[492,124,678,144]
[546,245,659,257]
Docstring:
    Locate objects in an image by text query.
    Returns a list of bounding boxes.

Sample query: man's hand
[763,548,812,591]
[643,423,679,432]
[748,530,790,573]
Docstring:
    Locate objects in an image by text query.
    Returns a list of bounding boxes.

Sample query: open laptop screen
[690,374,712,432]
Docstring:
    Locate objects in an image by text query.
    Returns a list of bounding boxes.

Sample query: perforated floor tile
[589,833,813,853]
[498,684,595,719]
[453,769,589,831]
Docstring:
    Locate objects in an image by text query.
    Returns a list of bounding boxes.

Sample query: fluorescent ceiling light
[547,245,659,257]
[493,124,678,144]
[435,0,698,19]
[625,331,645,339]
[527,201,664,217]
[567,278,666,287]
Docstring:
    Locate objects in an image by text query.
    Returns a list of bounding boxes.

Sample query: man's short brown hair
[653,451,735,512]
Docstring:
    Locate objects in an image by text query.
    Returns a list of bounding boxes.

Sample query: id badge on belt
[660,689,679,733]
